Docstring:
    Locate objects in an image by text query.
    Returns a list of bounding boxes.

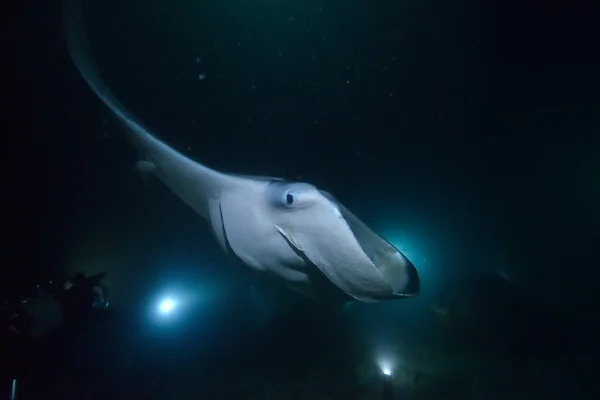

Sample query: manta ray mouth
[320,193,420,298]
[344,211,420,297]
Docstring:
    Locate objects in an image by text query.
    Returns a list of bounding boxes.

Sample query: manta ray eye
[266,182,302,208]
[284,192,294,205]
[279,189,298,208]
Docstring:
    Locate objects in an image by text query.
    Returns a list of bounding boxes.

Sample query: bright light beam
[382,367,392,376]
[158,297,176,314]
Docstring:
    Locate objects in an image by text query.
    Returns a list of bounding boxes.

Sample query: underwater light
[158,297,176,314]
[381,365,394,400]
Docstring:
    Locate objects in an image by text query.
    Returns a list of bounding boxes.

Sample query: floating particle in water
[198,74,206,80]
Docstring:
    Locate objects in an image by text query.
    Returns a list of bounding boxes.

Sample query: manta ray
[63,0,419,304]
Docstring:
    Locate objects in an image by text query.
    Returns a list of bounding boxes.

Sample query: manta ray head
[264,181,420,302]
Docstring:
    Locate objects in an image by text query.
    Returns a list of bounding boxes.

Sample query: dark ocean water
[5,0,599,398]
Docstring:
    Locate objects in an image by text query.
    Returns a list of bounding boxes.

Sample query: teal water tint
[14,0,600,398]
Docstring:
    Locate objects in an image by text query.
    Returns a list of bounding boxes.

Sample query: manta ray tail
[63,0,158,154]
[63,0,241,220]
